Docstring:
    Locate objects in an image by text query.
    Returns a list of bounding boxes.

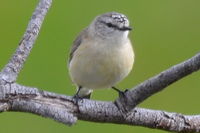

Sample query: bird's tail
[77,87,93,99]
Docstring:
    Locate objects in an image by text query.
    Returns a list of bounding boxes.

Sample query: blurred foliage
[0,0,200,133]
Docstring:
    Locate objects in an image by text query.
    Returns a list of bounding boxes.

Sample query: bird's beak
[125,26,132,31]
[120,26,132,31]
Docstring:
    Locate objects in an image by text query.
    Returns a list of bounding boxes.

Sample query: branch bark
[0,82,200,132]
[0,0,52,83]
[115,53,200,112]
[0,0,200,132]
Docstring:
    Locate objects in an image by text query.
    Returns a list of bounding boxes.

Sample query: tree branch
[0,82,200,132]
[0,0,200,132]
[115,53,200,112]
[0,0,52,83]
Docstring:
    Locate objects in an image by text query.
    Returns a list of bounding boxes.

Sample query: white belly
[69,39,134,89]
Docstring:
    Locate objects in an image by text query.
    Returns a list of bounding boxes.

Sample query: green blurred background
[0,0,200,132]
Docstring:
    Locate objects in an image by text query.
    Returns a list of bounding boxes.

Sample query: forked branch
[0,0,200,132]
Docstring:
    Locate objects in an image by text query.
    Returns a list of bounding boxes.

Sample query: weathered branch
[0,82,200,132]
[115,53,200,112]
[0,81,77,125]
[0,0,52,83]
[0,0,200,132]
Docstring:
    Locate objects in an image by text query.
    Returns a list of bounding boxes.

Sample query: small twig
[0,0,52,83]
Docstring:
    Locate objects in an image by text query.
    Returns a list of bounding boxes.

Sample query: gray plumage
[69,12,131,64]
[69,28,88,63]
[68,12,134,98]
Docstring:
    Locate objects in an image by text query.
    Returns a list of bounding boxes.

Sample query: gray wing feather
[68,28,88,64]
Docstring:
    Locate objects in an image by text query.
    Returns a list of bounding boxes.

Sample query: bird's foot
[72,94,83,105]
[111,86,129,98]
[112,87,131,113]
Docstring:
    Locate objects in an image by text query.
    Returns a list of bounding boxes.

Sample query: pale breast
[69,38,134,89]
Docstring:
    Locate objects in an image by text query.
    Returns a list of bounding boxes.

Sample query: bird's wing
[68,28,88,64]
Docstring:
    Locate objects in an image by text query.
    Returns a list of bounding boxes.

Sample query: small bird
[68,12,134,99]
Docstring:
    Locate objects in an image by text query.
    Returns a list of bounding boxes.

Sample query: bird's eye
[106,23,113,27]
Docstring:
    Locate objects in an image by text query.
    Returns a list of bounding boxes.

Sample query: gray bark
[115,53,200,112]
[0,0,200,132]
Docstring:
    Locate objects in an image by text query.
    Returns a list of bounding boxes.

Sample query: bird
[68,12,134,99]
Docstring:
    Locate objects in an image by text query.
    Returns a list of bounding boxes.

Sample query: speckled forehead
[111,13,129,25]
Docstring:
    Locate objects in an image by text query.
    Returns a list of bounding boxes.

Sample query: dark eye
[106,23,113,27]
